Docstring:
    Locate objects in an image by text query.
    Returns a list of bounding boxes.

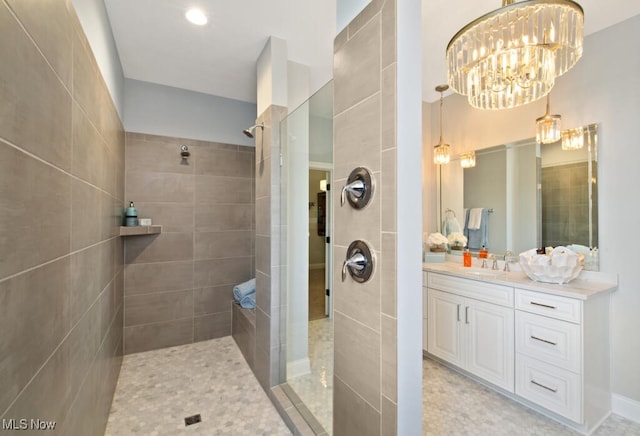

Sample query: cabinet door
[428,289,464,367]
[466,298,515,392]
[423,286,428,351]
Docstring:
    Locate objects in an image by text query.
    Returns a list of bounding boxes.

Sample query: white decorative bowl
[519,247,584,284]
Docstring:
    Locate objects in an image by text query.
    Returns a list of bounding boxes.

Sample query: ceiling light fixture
[561,126,584,150]
[185,8,208,26]
[460,151,476,168]
[536,93,562,144]
[433,85,451,165]
[446,0,584,110]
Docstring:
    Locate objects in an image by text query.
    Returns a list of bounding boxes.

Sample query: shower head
[243,122,264,138]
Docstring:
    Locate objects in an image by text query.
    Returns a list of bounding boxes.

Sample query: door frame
[310,162,333,318]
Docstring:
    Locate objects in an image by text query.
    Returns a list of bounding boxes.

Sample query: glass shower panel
[279,81,334,434]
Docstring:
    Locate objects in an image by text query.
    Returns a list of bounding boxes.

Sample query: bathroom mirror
[438,123,598,269]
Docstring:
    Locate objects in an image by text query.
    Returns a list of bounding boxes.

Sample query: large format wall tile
[195,204,253,231]
[194,145,254,177]
[124,232,193,264]
[124,261,194,296]
[333,14,381,115]
[0,3,72,171]
[0,142,71,280]
[124,290,194,326]
[333,376,381,436]
[334,312,381,409]
[124,318,193,354]
[194,230,253,260]
[126,171,194,204]
[5,0,73,89]
[0,258,71,416]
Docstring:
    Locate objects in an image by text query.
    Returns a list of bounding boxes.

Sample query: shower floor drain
[184,414,202,426]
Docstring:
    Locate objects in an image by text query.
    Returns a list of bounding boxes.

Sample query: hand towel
[468,208,483,230]
[233,278,256,302]
[466,208,490,250]
[443,215,461,237]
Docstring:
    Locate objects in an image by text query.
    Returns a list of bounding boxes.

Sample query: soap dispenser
[124,201,138,227]
[463,249,472,267]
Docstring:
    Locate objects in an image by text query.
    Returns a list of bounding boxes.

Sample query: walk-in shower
[243,122,264,138]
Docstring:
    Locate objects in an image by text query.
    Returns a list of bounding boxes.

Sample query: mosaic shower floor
[104,336,291,436]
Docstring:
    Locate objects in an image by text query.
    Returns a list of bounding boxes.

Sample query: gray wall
[0,1,125,434]
[424,14,640,410]
[123,133,255,354]
[124,78,257,147]
[72,0,125,117]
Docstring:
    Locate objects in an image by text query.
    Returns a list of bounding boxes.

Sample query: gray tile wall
[124,133,255,354]
[541,162,597,248]
[0,1,125,434]
[333,0,398,434]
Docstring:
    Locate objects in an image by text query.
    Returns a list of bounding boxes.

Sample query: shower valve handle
[340,167,373,209]
[342,252,367,282]
[341,240,374,283]
[340,179,365,206]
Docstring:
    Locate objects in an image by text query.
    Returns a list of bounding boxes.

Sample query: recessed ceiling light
[185,8,208,26]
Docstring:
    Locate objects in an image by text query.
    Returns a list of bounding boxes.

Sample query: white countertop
[423,261,617,300]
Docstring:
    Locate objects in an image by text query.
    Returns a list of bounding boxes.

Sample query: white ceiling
[104,0,640,105]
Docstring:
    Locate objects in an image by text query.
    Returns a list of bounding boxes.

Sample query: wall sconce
[460,151,476,168]
[320,179,327,192]
[433,84,451,165]
[561,127,585,150]
[536,94,562,144]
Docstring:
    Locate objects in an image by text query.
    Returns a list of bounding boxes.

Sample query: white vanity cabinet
[514,288,611,430]
[427,272,515,392]
[424,265,615,434]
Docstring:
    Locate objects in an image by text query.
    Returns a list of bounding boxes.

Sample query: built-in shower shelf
[119,225,162,236]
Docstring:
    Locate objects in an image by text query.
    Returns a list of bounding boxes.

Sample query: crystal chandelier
[460,151,476,168]
[447,0,584,110]
[561,126,584,150]
[434,85,451,165]
[536,93,561,144]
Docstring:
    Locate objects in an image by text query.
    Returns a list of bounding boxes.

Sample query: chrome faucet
[503,250,514,272]
[491,254,499,270]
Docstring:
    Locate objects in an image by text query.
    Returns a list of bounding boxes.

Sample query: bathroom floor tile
[423,357,640,435]
[105,336,290,435]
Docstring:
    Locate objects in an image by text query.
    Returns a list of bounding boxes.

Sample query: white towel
[468,208,483,230]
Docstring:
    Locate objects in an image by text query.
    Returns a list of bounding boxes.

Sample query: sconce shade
[561,126,584,150]
[447,0,584,110]
[434,143,451,165]
[460,151,476,168]
[536,94,562,144]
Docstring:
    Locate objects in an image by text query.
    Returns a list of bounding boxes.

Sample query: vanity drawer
[516,354,582,423]
[428,272,513,307]
[423,271,428,285]
[515,289,581,324]
[516,311,581,373]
